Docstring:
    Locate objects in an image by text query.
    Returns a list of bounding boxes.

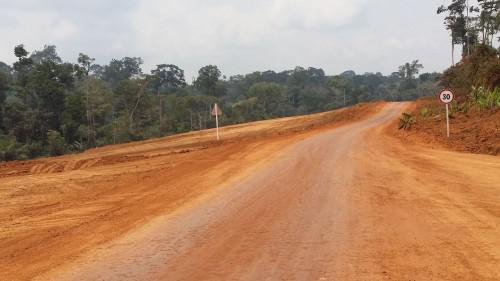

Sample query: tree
[102,57,143,85]
[195,65,221,96]
[26,59,74,135]
[231,97,258,123]
[305,67,326,85]
[288,66,308,89]
[62,92,85,144]
[476,0,499,45]
[151,64,186,90]
[438,0,467,65]
[14,44,28,58]
[396,60,424,91]
[113,79,146,135]
[300,87,330,113]
[246,82,287,119]
[398,60,424,80]
[30,45,62,64]
[76,53,98,147]
[2,100,41,143]
[47,130,65,156]
[328,75,350,106]
[0,71,10,132]
[12,44,33,89]
[184,95,216,130]
[76,53,95,77]
[0,62,12,74]
[76,77,112,147]
[151,64,186,135]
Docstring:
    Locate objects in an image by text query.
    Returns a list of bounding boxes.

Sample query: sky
[0,0,453,80]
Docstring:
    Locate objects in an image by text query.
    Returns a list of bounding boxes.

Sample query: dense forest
[0,44,439,161]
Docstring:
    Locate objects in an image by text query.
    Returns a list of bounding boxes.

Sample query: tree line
[0,44,439,161]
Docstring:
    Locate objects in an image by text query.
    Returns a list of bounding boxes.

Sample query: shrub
[420,107,430,119]
[69,141,85,152]
[399,112,415,130]
[469,86,500,111]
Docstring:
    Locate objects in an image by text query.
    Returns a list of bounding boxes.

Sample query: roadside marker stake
[438,89,454,138]
[211,103,223,140]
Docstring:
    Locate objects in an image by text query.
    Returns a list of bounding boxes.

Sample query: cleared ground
[1,102,499,280]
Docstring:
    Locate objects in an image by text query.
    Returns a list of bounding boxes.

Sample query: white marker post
[438,89,454,138]
[211,103,223,140]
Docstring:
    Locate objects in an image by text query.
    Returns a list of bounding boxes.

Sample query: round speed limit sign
[438,89,454,104]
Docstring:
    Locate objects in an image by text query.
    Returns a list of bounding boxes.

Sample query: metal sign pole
[446,103,450,138]
[215,104,220,141]
[211,103,222,141]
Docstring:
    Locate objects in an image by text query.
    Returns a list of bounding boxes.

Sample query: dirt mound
[392,98,500,155]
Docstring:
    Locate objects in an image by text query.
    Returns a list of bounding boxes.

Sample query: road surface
[3,103,500,281]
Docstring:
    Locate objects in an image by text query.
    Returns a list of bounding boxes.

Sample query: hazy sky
[0,0,453,79]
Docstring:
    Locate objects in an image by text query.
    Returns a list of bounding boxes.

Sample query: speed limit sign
[438,89,454,104]
[437,89,454,138]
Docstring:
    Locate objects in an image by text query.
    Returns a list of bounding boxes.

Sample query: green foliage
[151,64,186,91]
[25,142,44,158]
[246,82,287,119]
[102,57,143,85]
[399,113,416,130]
[0,135,43,160]
[47,130,65,156]
[27,59,72,131]
[194,65,221,96]
[469,86,500,110]
[30,45,62,64]
[420,107,431,119]
[398,60,424,80]
[450,100,460,114]
[0,135,15,151]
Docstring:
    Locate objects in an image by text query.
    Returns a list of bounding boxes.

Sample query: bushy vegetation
[0,44,439,161]
[399,113,416,130]
[469,86,500,110]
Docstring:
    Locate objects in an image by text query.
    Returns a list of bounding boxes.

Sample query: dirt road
[2,103,500,280]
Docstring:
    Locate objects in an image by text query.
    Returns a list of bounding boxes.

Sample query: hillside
[393,98,500,155]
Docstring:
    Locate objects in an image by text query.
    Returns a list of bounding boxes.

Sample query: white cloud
[270,0,364,29]
[0,0,451,79]
[50,19,78,41]
[131,0,366,74]
[0,7,78,63]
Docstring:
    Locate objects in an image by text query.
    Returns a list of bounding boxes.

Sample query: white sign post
[438,89,454,138]
[211,103,223,140]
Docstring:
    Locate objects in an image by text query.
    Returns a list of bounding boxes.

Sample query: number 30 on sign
[438,89,454,104]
